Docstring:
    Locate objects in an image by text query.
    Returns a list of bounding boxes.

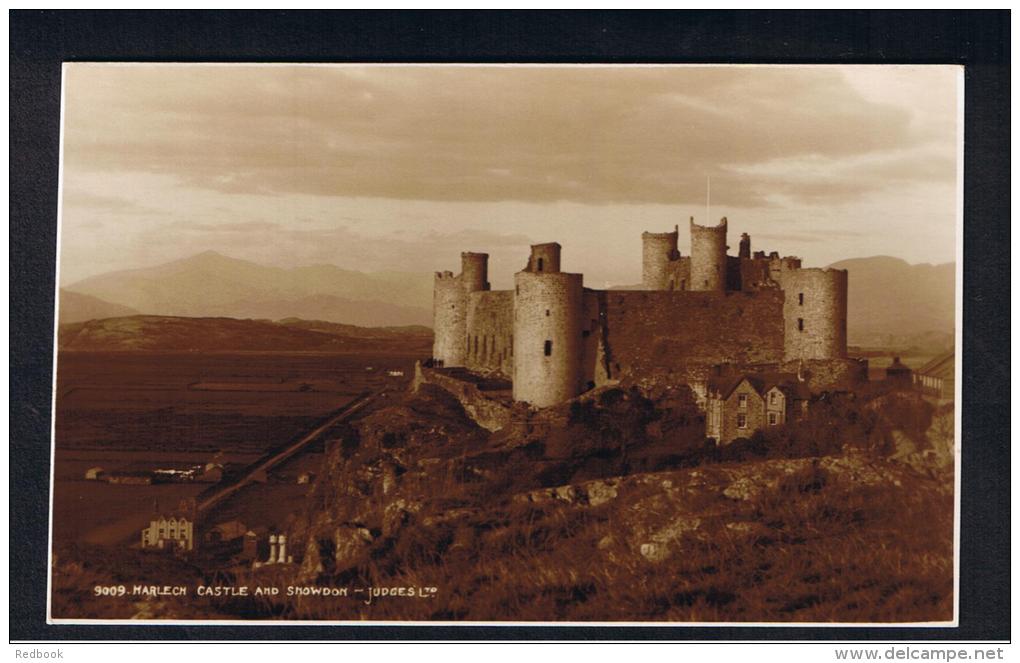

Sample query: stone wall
[412,362,511,432]
[601,290,786,379]
[465,290,514,376]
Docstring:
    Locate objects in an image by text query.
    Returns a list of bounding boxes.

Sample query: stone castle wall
[465,290,514,375]
[601,290,786,379]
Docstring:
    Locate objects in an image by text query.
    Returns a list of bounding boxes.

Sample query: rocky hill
[277,384,953,622]
[57,315,432,353]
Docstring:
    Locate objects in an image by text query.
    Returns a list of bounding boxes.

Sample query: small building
[885,356,913,387]
[913,351,955,401]
[706,373,810,445]
[84,466,104,480]
[141,514,195,552]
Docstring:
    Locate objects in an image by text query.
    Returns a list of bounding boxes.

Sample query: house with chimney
[705,373,811,445]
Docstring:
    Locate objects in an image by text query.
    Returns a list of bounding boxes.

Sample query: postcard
[48,63,960,624]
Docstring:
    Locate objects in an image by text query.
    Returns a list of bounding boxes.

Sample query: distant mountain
[827,256,955,347]
[63,251,433,327]
[58,289,140,324]
[58,315,433,353]
[216,294,431,328]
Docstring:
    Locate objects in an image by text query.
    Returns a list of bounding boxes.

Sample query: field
[51,350,417,548]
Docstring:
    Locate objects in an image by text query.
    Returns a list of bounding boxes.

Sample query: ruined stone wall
[690,218,728,292]
[601,290,785,379]
[513,271,584,407]
[465,290,514,376]
[779,268,848,361]
[412,362,511,432]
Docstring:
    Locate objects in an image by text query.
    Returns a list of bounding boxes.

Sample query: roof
[915,350,955,380]
[709,372,810,401]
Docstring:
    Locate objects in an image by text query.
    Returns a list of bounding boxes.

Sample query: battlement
[434,270,456,280]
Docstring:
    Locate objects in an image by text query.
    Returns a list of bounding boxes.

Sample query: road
[196,390,379,514]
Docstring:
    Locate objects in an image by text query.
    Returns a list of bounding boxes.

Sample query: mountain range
[58,315,432,353]
[63,251,433,327]
[61,251,955,351]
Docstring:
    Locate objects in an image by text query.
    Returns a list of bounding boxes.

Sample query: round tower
[432,271,467,366]
[512,270,584,407]
[432,253,490,367]
[526,243,561,273]
[641,226,680,290]
[690,216,728,292]
[780,268,848,361]
[460,252,490,292]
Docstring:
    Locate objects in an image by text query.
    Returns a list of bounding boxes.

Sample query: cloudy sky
[59,64,960,288]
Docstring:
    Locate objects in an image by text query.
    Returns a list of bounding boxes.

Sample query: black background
[10,10,1010,641]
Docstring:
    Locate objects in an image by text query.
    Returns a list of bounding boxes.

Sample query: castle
[432,217,864,409]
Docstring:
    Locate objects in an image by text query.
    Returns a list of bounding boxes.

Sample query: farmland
[51,350,418,548]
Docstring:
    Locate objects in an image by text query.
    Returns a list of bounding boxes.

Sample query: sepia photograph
[45,62,963,625]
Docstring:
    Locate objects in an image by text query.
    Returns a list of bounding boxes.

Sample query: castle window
[737,414,747,429]
[544,340,552,356]
[545,309,550,316]
[770,392,777,405]
[582,330,590,338]
[738,393,748,409]
[768,412,778,425]
[798,318,804,332]
[537,257,544,272]
[681,280,686,290]
[798,292,804,306]
[516,285,519,295]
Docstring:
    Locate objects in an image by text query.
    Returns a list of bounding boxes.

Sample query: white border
[45,62,964,629]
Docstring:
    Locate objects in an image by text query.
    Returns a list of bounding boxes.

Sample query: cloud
[61,65,954,208]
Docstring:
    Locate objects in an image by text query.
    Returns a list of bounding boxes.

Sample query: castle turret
[513,244,583,407]
[641,226,681,290]
[432,252,490,367]
[526,242,561,273]
[738,233,751,259]
[690,216,728,292]
[460,251,490,291]
[780,268,848,361]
